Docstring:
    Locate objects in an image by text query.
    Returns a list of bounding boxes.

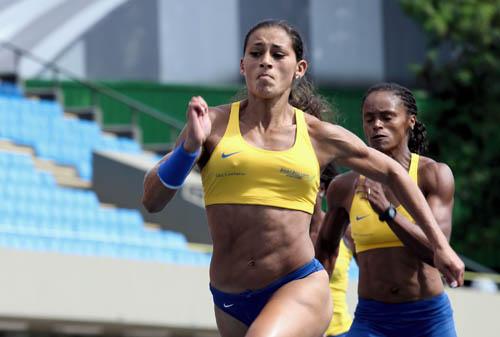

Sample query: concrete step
[24,87,60,101]
[65,105,99,121]
[103,124,137,138]
[0,139,90,189]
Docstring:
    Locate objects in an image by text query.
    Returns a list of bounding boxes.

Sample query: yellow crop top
[350,153,419,253]
[201,101,320,214]
[325,240,353,336]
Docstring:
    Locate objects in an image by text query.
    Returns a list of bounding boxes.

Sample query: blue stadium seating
[0,95,211,266]
[0,132,210,266]
[0,96,142,180]
[0,82,23,98]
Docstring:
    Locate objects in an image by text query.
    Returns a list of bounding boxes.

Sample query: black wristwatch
[379,204,397,222]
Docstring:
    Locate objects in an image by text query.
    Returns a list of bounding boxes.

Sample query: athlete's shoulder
[417,155,454,192]
[305,114,368,163]
[208,103,233,131]
[209,103,231,120]
[303,113,342,137]
[418,155,453,177]
[333,170,358,184]
[326,171,357,208]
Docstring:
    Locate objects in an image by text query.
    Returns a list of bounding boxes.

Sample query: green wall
[24,80,437,149]
[25,80,240,146]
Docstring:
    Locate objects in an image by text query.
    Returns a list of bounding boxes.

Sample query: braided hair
[362,82,428,154]
[242,20,334,122]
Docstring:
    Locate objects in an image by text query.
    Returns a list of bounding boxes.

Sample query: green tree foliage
[400,0,500,269]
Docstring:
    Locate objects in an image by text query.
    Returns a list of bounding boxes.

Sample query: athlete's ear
[295,59,308,78]
[408,114,416,131]
[240,58,245,76]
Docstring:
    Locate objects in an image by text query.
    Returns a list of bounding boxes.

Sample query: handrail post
[130,105,143,146]
[130,106,139,142]
[131,107,138,126]
[53,68,60,93]
[91,89,100,107]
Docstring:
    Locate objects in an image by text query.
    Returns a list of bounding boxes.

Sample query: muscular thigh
[214,305,248,337]
[247,270,332,337]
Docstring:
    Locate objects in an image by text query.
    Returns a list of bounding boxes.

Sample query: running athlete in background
[317,82,458,337]
[310,163,354,337]
[142,20,463,337]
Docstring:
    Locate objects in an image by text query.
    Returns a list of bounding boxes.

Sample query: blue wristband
[157,142,200,189]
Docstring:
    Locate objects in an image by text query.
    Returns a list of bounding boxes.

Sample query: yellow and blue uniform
[326,240,353,337]
[202,101,320,214]
[347,153,457,337]
[350,153,419,253]
[204,101,323,326]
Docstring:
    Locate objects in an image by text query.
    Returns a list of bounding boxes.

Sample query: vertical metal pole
[130,107,141,143]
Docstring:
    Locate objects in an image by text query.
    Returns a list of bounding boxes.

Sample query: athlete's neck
[242,94,294,129]
[386,146,412,171]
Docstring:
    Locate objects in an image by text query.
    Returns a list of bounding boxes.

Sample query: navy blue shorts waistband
[210,258,324,300]
[355,292,453,322]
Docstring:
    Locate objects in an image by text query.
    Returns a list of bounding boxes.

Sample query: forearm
[142,142,200,212]
[315,236,338,260]
[321,123,464,286]
[315,241,338,277]
[368,163,449,250]
[322,256,336,279]
[387,214,434,266]
[142,166,177,212]
[309,201,324,245]
[314,211,347,273]
[334,143,442,248]
[388,170,449,250]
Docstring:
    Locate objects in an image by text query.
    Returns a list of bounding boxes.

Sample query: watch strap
[379,204,397,222]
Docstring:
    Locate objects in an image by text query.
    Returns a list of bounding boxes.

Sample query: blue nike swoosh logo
[221,151,241,159]
[356,215,369,221]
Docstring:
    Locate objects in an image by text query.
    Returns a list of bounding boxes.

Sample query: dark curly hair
[241,20,334,122]
[362,82,428,154]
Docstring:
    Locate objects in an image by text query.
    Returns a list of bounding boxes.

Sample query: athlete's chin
[254,89,278,99]
[253,85,288,99]
[369,143,390,153]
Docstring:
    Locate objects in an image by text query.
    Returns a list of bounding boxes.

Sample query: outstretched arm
[142,96,211,212]
[312,121,464,287]
[359,162,455,267]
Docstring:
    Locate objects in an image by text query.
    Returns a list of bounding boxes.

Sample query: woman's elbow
[142,196,158,213]
[141,191,165,213]
[142,170,165,213]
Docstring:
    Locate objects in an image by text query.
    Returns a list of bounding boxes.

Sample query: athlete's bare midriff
[206,204,315,293]
[357,247,444,302]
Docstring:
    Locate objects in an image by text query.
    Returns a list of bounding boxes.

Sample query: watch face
[388,207,396,219]
[379,206,396,222]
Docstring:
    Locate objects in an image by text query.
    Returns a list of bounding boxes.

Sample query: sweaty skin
[143,26,463,337]
[144,27,333,337]
[316,90,456,302]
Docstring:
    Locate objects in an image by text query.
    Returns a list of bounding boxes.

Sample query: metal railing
[0,40,184,148]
